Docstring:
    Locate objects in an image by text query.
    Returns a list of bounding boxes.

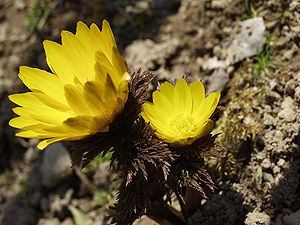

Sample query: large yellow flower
[9,20,130,150]
[142,79,220,146]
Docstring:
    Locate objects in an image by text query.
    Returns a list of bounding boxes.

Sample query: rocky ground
[0,0,299,225]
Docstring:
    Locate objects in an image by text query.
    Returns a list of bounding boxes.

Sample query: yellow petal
[112,47,128,79]
[43,40,76,84]
[37,137,66,150]
[190,81,205,112]
[18,66,67,104]
[193,92,220,123]
[35,126,89,139]
[142,103,169,130]
[159,82,174,101]
[173,78,192,114]
[95,51,119,87]
[9,117,50,130]
[116,73,130,103]
[64,84,91,115]
[207,92,220,117]
[102,20,117,50]
[94,61,109,84]
[9,92,69,114]
[16,130,42,138]
[90,116,110,132]
[155,127,177,141]
[12,107,70,125]
[9,92,45,108]
[89,20,117,62]
[83,81,116,116]
[33,92,70,112]
[193,119,214,139]
[90,23,111,62]
[152,91,174,117]
[63,116,94,132]
[75,21,94,58]
[15,129,70,139]
[10,93,68,118]
[61,30,94,84]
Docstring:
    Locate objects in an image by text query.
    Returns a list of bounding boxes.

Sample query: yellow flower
[9,20,130,150]
[142,79,220,146]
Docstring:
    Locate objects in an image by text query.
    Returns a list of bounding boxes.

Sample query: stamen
[170,114,196,137]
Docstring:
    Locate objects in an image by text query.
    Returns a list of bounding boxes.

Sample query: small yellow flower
[9,20,130,150]
[142,79,220,146]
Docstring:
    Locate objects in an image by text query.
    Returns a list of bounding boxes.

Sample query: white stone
[261,158,271,169]
[245,211,271,225]
[203,17,265,70]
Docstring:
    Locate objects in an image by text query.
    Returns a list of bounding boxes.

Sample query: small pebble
[277,159,286,167]
[261,158,272,169]
[263,172,274,183]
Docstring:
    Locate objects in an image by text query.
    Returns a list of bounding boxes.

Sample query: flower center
[170,114,196,137]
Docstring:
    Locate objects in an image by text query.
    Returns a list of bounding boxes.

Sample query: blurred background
[0,0,299,225]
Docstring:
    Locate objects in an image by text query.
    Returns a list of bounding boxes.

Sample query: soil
[0,0,299,225]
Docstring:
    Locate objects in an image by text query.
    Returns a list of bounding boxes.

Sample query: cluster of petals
[142,79,220,146]
[9,20,130,149]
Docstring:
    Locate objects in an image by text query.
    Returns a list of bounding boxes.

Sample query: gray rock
[283,209,300,225]
[125,38,179,70]
[281,97,295,109]
[133,215,160,225]
[294,86,300,102]
[228,17,265,63]
[261,158,271,169]
[61,218,75,225]
[263,172,274,183]
[274,130,284,141]
[211,0,228,9]
[203,57,229,70]
[283,44,298,60]
[124,38,180,80]
[38,218,61,225]
[41,143,72,188]
[245,211,271,225]
[278,97,296,122]
[207,69,229,93]
[273,166,281,175]
[1,201,38,225]
[203,17,265,70]
[263,113,274,126]
[277,159,286,167]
